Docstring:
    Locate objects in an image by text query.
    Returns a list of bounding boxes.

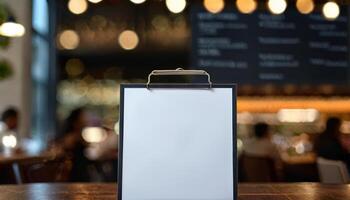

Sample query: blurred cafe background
[0,0,350,184]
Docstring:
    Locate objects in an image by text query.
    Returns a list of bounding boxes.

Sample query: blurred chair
[0,154,59,184]
[317,157,349,184]
[22,155,72,183]
[240,154,277,182]
[283,162,319,182]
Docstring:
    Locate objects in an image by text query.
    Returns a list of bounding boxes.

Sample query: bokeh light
[152,15,170,31]
[58,30,80,50]
[277,109,319,123]
[0,22,25,37]
[236,0,257,14]
[68,0,88,15]
[114,122,119,135]
[322,1,340,20]
[166,0,187,14]
[118,30,139,50]
[88,0,103,3]
[82,127,107,143]
[2,134,17,148]
[296,0,314,14]
[65,58,85,77]
[129,0,146,4]
[204,0,225,14]
[267,0,287,15]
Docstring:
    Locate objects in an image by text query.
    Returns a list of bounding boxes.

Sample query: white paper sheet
[121,87,235,200]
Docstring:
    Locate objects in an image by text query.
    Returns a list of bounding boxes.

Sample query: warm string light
[62,0,342,52]
[204,0,225,14]
[58,30,80,50]
[323,1,340,20]
[118,30,139,50]
[236,0,257,14]
[121,0,340,21]
[57,28,141,51]
[129,0,146,4]
[68,0,88,15]
[88,0,103,3]
[166,0,187,14]
[267,0,287,15]
[296,0,314,14]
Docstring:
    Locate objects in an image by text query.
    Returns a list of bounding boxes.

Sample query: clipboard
[118,68,237,200]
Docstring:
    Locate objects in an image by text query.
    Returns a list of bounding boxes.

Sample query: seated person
[54,108,90,182]
[314,117,350,171]
[244,122,279,159]
[242,123,281,181]
[1,107,19,131]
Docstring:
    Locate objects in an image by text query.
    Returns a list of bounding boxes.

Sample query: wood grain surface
[0,183,349,199]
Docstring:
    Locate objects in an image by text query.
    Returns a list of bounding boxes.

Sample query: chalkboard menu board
[191,6,350,85]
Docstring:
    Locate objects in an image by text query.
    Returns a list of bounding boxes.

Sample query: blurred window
[31,0,55,148]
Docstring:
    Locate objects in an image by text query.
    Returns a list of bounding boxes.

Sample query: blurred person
[84,126,118,182]
[314,117,350,171]
[1,107,19,131]
[85,129,118,160]
[56,107,90,182]
[244,122,280,159]
[241,122,282,182]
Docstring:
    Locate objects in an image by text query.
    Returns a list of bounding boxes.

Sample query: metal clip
[147,68,212,89]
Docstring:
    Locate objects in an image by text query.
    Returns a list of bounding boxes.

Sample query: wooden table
[0,153,56,184]
[0,153,56,165]
[0,183,349,199]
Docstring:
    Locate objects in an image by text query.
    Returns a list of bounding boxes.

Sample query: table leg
[12,163,22,184]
